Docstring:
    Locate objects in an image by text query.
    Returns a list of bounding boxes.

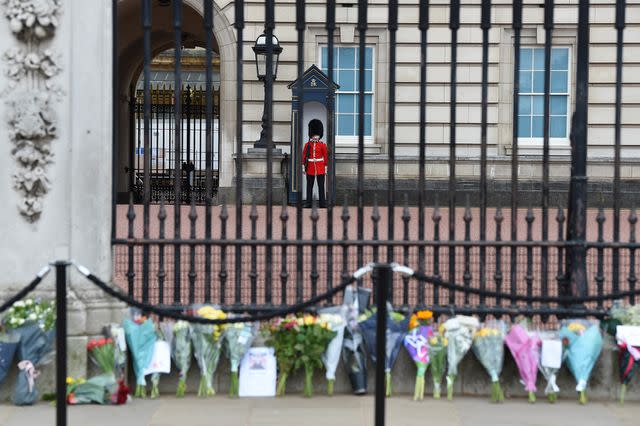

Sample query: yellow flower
[321,322,329,329]
[416,310,433,320]
[304,315,315,326]
[297,318,304,326]
[568,322,586,333]
[438,324,445,336]
[66,377,74,385]
[429,337,438,345]
[409,315,419,330]
[443,337,448,346]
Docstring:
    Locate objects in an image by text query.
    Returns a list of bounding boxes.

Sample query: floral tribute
[428,326,447,399]
[87,338,116,375]
[504,323,540,403]
[3,298,55,405]
[472,320,507,403]
[191,306,226,397]
[559,319,603,404]
[443,315,479,400]
[403,310,434,401]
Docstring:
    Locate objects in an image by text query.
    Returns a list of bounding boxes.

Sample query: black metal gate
[112,0,638,320]
[130,85,220,204]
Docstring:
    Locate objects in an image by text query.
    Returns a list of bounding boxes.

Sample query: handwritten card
[617,325,640,347]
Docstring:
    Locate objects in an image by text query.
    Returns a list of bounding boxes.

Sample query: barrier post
[54,261,69,426]
[374,263,391,426]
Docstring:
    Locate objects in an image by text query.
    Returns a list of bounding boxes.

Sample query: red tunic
[302,139,328,176]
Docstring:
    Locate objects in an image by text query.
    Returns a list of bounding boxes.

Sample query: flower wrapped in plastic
[472,320,507,403]
[559,319,603,404]
[443,315,479,400]
[3,299,56,406]
[505,323,540,403]
[0,331,20,386]
[319,306,347,396]
[341,286,371,395]
[66,374,118,405]
[428,329,447,399]
[149,321,173,399]
[616,340,638,405]
[104,324,127,381]
[359,308,409,397]
[224,321,257,397]
[87,337,115,375]
[535,330,564,403]
[293,315,337,397]
[266,316,299,396]
[403,325,434,400]
[191,306,226,397]
[123,315,156,398]
[172,321,192,397]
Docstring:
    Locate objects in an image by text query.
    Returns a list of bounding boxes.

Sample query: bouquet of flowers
[123,314,156,398]
[559,319,603,404]
[66,374,118,405]
[172,321,192,397]
[404,310,434,401]
[265,316,299,396]
[0,330,19,386]
[293,315,336,397]
[359,308,409,397]
[472,320,507,403]
[148,322,172,399]
[443,315,479,400]
[224,322,257,397]
[319,306,347,396]
[191,306,226,397]
[617,340,637,405]
[104,324,127,381]
[4,299,56,405]
[536,330,563,403]
[428,329,447,399]
[505,323,540,403]
[341,286,371,395]
[609,303,640,404]
[87,337,116,375]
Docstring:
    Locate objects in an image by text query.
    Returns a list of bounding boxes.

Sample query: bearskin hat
[308,119,324,140]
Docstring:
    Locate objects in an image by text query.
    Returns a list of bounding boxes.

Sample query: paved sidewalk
[2,396,640,426]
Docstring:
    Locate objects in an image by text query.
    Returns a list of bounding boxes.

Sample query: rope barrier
[74,262,358,324]
[0,265,51,314]
[410,269,640,304]
[3,260,640,322]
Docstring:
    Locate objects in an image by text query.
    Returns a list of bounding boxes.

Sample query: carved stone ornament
[2,0,62,221]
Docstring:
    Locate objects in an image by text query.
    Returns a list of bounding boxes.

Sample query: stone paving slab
[1,396,639,426]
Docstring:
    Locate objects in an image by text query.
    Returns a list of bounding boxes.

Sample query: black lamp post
[252,33,282,148]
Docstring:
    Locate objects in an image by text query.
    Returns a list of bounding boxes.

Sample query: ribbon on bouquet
[17,360,40,393]
[544,373,560,395]
[618,336,640,361]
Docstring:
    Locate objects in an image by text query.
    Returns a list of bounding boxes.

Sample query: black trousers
[305,174,326,207]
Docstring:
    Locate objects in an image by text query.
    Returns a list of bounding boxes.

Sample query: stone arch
[115,0,237,197]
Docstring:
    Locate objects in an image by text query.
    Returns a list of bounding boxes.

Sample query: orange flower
[416,310,433,320]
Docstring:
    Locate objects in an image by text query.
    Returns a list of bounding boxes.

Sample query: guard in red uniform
[302,119,328,208]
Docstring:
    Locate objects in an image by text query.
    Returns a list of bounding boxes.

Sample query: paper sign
[617,326,640,347]
[143,341,171,376]
[239,347,276,397]
[541,339,562,369]
[116,329,127,352]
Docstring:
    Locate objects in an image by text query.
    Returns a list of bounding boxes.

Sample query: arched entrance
[114,0,236,204]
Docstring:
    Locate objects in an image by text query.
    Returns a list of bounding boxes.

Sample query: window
[320,46,374,140]
[518,47,569,139]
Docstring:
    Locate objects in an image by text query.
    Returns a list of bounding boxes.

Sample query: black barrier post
[374,263,391,426]
[54,261,69,426]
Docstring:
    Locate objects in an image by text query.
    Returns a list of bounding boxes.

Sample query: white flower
[17,318,25,326]
[25,299,33,306]
[28,313,37,321]
[10,317,18,325]
[13,301,25,308]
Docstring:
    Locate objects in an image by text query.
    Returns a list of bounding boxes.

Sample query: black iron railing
[111,0,637,320]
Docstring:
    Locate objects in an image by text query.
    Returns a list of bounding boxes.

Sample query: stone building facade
[0,0,639,384]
